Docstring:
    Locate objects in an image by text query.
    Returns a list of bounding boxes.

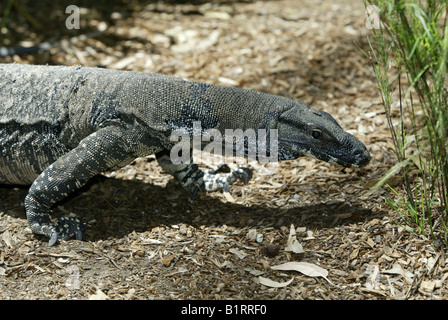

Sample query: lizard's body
[0,64,370,245]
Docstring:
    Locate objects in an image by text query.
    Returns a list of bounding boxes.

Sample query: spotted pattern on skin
[156,152,252,197]
[0,64,370,245]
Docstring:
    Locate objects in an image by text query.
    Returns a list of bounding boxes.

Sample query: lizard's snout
[352,148,371,167]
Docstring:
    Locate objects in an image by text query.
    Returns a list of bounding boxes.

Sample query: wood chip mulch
[1,0,447,300]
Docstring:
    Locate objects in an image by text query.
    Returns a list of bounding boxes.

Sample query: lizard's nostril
[355,149,371,167]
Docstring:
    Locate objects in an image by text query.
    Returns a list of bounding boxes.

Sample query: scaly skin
[0,64,370,245]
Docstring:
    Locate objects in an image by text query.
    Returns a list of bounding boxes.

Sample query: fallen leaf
[364,264,380,290]
[223,191,235,203]
[229,248,248,260]
[244,268,265,276]
[247,229,257,241]
[271,262,332,285]
[259,276,293,288]
[419,280,435,294]
[203,11,231,20]
[140,238,164,244]
[161,254,176,267]
[88,289,109,300]
[218,77,239,86]
[349,247,360,260]
[382,264,414,279]
[366,237,376,248]
[125,288,136,300]
[285,224,304,254]
[2,230,13,247]
[426,255,439,273]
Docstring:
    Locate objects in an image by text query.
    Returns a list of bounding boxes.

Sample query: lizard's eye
[311,130,321,139]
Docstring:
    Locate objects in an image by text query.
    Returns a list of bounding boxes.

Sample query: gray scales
[0,63,371,246]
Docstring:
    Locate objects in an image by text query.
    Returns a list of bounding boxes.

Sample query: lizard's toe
[48,231,59,247]
[190,185,200,199]
[208,163,231,174]
[234,166,253,184]
[48,217,85,246]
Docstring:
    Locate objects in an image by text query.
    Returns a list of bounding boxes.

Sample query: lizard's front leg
[25,127,136,246]
[156,151,252,197]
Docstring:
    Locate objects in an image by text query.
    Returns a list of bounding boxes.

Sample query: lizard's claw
[48,217,85,246]
[190,185,200,199]
[233,166,253,184]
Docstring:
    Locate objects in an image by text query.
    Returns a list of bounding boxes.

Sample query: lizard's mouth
[279,140,371,168]
[312,148,371,168]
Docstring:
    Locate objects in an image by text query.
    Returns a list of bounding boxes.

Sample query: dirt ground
[0,0,447,300]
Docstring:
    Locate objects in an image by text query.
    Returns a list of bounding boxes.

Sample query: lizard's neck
[201,83,292,132]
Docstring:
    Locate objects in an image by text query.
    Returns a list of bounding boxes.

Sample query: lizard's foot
[29,216,85,246]
[183,164,252,198]
[49,217,85,246]
[203,164,253,193]
[155,152,252,197]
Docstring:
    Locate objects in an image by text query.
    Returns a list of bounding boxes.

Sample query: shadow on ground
[1,175,386,244]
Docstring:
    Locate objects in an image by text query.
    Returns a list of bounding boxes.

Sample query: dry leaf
[366,237,376,248]
[88,289,109,300]
[349,247,360,260]
[426,255,439,273]
[244,268,265,276]
[141,238,164,245]
[229,248,247,260]
[259,276,293,288]
[365,264,380,290]
[223,191,235,203]
[419,280,435,294]
[2,230,12,247]
[382,264,414,280]
[247,229,257,241]
[203,11,231,20]
[271,262,332,285]
[285,224,304,254]
[161,254,176,267]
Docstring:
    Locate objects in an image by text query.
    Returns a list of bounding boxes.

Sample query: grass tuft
[360,0,448,247]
